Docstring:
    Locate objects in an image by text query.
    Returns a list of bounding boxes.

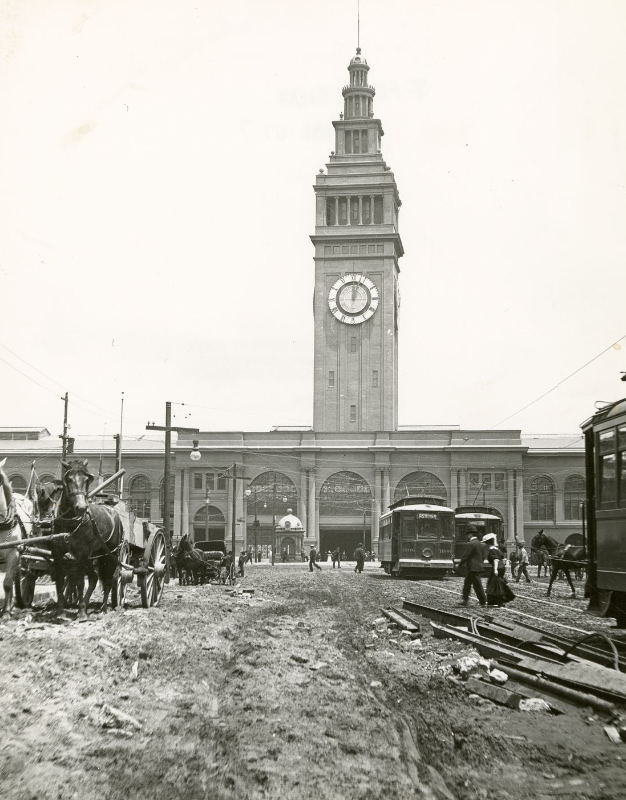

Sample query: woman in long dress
[482,533,515,607]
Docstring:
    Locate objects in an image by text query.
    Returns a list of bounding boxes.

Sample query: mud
[1,563,625,799]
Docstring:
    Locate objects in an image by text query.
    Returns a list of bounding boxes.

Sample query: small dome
[276,510,304,531]
[350,47,368,67]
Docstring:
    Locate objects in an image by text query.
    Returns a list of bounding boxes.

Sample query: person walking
[482,533,515,607]
[354,543,365,574]
[509,548,518,579]
[309,545,322,572]
[457,526,487,607]
[515,542,532,583]
[238,550,246,578]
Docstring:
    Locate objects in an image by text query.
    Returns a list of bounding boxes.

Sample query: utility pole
[146,402,199,550]
[60,392,69,459]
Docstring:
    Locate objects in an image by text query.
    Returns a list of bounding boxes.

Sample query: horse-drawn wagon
[1,460,169,618]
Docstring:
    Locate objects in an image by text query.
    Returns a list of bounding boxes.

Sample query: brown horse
[52,460,124,621]
[531,531,586,599]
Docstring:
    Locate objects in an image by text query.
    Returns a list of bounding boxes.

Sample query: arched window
[128,475,151,518]
[319,471,371,516]
[529,476,555,521]
[9,474,27,493]
[564,475,585,520]
[394,471,447,504]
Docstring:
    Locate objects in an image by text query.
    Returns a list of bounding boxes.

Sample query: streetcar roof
[381,503,454,517]
[581,397,626,430]
[455,513,501,521]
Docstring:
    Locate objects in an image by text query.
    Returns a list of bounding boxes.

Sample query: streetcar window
[418,517,438,539]
[620,453,626,506]
[619,425,626,451]
[600,454,617,503]
[401,514,417,539]
[599,429,616,454]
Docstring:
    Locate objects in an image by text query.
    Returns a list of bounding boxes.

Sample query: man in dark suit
[457,526,487,607]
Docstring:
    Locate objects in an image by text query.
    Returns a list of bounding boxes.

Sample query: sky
[0,0,625,439]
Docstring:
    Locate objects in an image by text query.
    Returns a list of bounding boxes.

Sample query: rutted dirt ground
[1,562,626,799]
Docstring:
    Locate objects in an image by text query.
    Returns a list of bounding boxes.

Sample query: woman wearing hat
[482,533,515,607]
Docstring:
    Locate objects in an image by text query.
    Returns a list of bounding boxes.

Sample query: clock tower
[312,48,403,432]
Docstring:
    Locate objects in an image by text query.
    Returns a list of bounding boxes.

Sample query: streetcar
[453,506,504,573]
[581,396,626,627]
[379,495,455,578]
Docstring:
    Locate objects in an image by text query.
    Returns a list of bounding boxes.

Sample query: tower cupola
[343,48,375,120]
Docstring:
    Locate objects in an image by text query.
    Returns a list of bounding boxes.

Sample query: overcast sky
[1,0,625,440]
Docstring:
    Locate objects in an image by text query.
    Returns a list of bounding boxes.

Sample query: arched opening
[394,471,447,504]
[245,471,298,556]
[193,505,226,542]
[9,474,27,494]
[319,471,372,555]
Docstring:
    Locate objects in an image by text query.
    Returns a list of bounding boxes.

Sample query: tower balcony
[342,85,375,97]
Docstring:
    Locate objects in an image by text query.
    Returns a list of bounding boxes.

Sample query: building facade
[0,51,588,559]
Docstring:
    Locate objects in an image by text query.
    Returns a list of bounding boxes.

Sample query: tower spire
[357,0,360,50]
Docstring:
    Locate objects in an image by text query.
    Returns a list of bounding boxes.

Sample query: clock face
[328,273,379,325]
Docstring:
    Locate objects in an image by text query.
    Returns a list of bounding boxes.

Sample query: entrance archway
[319,471,372,554]
[193,505,226,542]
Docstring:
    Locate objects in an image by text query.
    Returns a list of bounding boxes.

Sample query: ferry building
[2,50,586,558]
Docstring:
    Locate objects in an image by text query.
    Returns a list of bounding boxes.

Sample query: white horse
[0,459,35,616]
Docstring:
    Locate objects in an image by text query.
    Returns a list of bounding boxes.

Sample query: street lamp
[245,487,262,559]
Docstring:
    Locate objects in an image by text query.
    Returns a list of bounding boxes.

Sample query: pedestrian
[509,548,518,579]
[354,543,365,574]
[457,526,487,607]
[300,548,306,562]
[309,544,322,572]
[332,547,341,568]
[257,548,262,563]
[515,541,532,583]
[482,533,515,607]
[238,550,246,578]
[281,548,287,563]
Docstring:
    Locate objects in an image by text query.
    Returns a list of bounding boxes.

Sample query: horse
[178,534,216,584]
[530,545,551,578]
[51,459,124,621]
[173,539,190,585]
[531,531,587,599]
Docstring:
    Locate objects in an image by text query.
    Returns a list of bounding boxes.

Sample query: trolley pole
[146,402,199,550]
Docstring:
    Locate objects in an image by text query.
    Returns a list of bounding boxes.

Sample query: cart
[0,469,170,611]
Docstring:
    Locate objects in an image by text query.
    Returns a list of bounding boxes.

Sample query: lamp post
[204,493,210,541]
[245,487,262,559]
[581,500,586,549]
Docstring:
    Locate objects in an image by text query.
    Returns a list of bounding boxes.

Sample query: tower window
[372,370,379,388]
[374,196,383,224]
[353,131,360,153]
[350,336,357,353]
[338,198,348,225]
[345,131,352,154]
[328,371,335,388]
[350,200,359,225]
[350,405,357,422]
[325,200,336,225]
[361,130,368,152]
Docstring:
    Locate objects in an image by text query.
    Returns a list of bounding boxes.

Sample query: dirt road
[1,562,625,799]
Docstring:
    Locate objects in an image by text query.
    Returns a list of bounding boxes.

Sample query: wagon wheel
[112,539,131,610]
[14,567,37,609]
[139,529,167,608]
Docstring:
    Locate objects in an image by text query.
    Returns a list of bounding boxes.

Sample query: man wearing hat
[457,526,487,607]
[515,540,532,583]
[309,544,322,572]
